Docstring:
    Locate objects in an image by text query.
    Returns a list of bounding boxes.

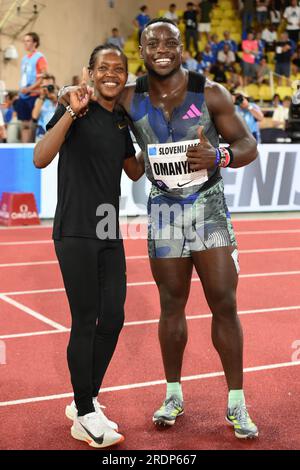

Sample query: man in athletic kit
[59,19,259,439]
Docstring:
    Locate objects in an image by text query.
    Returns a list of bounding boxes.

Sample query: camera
[46,84,55,93]
[42,84,55,93]
[235,94,244,106]
[286,102,300,141]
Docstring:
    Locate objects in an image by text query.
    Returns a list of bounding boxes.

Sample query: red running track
[0,218,300,450]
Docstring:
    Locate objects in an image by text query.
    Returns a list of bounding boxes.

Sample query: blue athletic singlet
[129,71,221,198]
[20,52,45,99]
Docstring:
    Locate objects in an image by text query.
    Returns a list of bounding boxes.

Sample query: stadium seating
[259,84,273,101]
[244,84,260,101]
[122,1,296,103]
[275,86,293,100]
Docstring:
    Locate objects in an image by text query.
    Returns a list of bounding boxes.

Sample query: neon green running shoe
[153,395,184,426]
[226,403,259,439]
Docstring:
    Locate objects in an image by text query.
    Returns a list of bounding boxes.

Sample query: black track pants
[54,237,126,416]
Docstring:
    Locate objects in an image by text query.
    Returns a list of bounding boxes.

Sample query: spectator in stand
[72,76,80,86]
[275,31,293,84]
[197,0,213,41]
[272,93,281,108]
[134,5,151,44]
[209,33,220,61]
[233,91,264,142]
[182,50,199,71]
[164,4,180,23]
[1,91,21,143]
[202,43,216,66]
[242,0,256,35]
[275,0,286,11]
[268,1,281,25]
[218,31,238,53]
[32,74,58,142]
[242,31,258,85]
[2,91,18,125]
[257,56,271,83]
[107,28,125,50]
[18,32,48,143]
[217,44,236,70]
[183,2,199,54]
[210,62,227,82]
[194,51,209,72]
[227,70,243,89]
[256,0,269,25]
[255,30,266,65]
[283,0,300,43]
[262,23,278,51]
[272,95,291,128]
[292,44,300,73]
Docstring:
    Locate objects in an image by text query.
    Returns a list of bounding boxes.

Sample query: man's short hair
[141,17,179,44]
[7,91,18,101]
[144,17,178,30]
[25,32,40,47]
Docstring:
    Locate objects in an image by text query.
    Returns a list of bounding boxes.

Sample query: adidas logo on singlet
[182,104,202,120]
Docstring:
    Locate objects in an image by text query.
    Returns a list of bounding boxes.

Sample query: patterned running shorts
[147,179,237,259]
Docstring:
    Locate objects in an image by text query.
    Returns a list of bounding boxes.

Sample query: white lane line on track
[1,359,300,407]
[0,240,52,246]
[0,294,67,331]
[234,229,300,235]
[1,246,300,267]
[0,225,53,230]
[0,329,67,339]
[0,261,58,268]
[1,305,299,340]
[1,269,300,297]
[0,229,300,246]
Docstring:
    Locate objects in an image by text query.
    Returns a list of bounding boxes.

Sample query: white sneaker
[71,412,124,448]
[65,398,118,431]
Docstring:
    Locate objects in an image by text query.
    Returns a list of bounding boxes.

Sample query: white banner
[222,144,300,212]
[35,143,300,217]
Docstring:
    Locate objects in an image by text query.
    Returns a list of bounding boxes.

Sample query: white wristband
[66,105,77,120]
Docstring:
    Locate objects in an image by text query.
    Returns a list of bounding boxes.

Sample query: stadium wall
[1,144,300,219]
[0,0,140,91]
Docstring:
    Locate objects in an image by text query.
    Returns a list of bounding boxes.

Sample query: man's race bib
[148,140,208,190]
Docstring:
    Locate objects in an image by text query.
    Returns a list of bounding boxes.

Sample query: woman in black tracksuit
[34,44,144,448]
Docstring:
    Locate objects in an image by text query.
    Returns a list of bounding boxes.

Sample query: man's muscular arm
[186,82,258,171]
[205,82,258,167]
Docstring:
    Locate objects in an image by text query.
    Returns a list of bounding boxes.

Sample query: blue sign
[149,146,157,156]
[0,145,41,212]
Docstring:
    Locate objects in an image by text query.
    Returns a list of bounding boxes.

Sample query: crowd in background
[1,0,300,144]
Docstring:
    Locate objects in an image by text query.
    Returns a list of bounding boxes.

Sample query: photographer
[32,73,57,142]
[2,91,21,143]
[233,91,264,142]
